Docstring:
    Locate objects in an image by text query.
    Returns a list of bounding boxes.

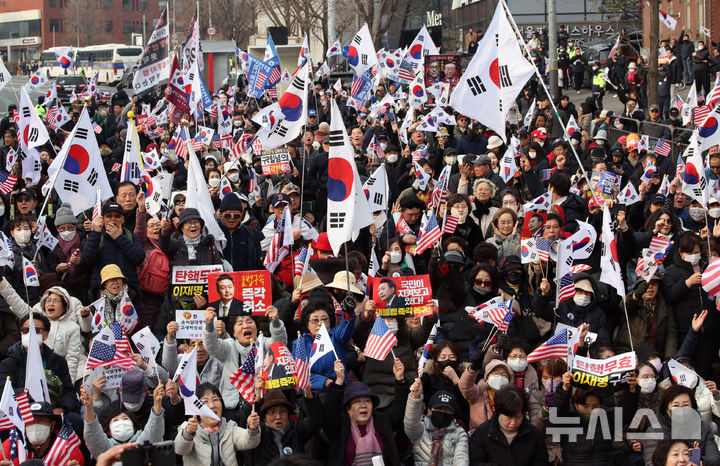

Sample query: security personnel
[591,61,607,111]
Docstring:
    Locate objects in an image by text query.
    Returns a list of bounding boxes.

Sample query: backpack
[138,246,170,296]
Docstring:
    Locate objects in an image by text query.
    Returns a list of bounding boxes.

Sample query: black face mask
[437,360,458,373]
[506,272,522,285]
[430,411,454,429]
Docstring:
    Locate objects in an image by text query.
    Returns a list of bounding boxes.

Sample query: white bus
[41,44,143,84]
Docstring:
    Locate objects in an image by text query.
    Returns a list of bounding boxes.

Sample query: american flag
[695,105,712,124]
[654,139,671,157]
[443,215,459,234]
[191,132,204,151]
[255,71,268,90]
[557,273,575,303]
[112,321,132,354]
[0,170,17,196]
[415,211,442,255]
[46,105,59,127]
[229,341,257,404]
[650,236,672,252]
[429,165,451,210]
[267,86,278,100]
[364,317,398,360]
[11,111,19,125]
[92,187,102,222]
[43,418,81,466]
[540,168,554,181]
[211,133,222,149]
[673,95,684,111]
[0,390,33,430]
[248,168,259,196]
[397,61,416,82]
[220,133,234,149]
[175,127,189,159]
[86,326,135,370]
[480,299,514,332]
[209,103,218,119]
[269,66,281,85]
[294,246,313,276]
[395,216,411,235]
[570,264,592,274]
[411,146,428,163]
[536,237,553,262]
[92,122,103,134]
[8,426,24,463]
[263,207,292,271]
[293,339,311,393]
[527,328,569,363]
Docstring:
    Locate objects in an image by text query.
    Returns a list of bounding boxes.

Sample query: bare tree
[647,0,659,109]
[64,0,104,46]
[352,0,401,43]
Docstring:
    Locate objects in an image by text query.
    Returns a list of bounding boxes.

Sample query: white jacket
[174,418,261,466]
[404,395,469,466]
[0,280,85,380]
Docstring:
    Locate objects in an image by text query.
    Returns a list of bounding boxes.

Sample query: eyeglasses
[45,298,63,304]
[474,279,492,287]
[309,317,329,325]
[20,327,45,334]
[104,213,122,219]
[175,199,186,205]
[223,213,242,220]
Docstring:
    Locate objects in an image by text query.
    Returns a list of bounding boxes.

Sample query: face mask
[123,401,143,412]
[208,178,221,188]
[698,45,704,50]
[389,251,402,264]
[689,207,705,221]
[571,139,579,147]
[387,153,399,163]
[507,358,528,372]
[573,294,592,307]
[385,320,399,335]
[437,360,458,373]
[14,230,31,246]
[59,230,76,241]
[506,272,521,285]
[650,359,663,373]
[528,151,537,159]
[543,380,561,393]
[110,419,135,442]
[445,156,457,165]
[638,378,657,394]
[26,423,51,446]
[430,411,454,429]
[228,173,240,183]
[487,374,509,391]
[539,141,545,148]
[380,143,387,151]
[21,333,43,349]
[473,286,491,295]
[684,253,701,266]
[233,121,242,127]
[450,207,468,224]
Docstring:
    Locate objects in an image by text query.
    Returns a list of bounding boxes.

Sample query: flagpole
[704,212,712,255]
[621,299,634,352]
[299,62,309,222]
[498,0,602,208]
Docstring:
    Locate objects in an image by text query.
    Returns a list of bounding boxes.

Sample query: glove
[341,295,357,316]
[634,280,649,299]
[470,352,484,372]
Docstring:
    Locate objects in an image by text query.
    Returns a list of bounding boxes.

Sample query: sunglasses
[474,279,492,287]
[223,213,242,220]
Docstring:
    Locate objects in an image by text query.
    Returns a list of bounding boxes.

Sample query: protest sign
[571,351,636,391]
[95,366,129,389]
[262,342,298,391]
[521,212,546,239]
[590,171,621,200]
[175,310,205,339]
[260,147,292,175]
[207,270,272,316]
[171,264,223,300]
[370,275,433,317]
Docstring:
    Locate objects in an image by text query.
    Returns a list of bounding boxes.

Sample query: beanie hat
[219,192,244,212]
[54,203,76,226]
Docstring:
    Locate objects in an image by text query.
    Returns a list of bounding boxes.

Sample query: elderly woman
[486,208,520,257]
[443,194,483,251]
[470,179,498,239]
[459,359,514,431]
[175,383,261,466]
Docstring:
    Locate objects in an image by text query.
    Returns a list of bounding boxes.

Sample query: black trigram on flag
[499,65,512,87]
[63,180,80,193]
[76,127,89,140]
[291,75,304,89]
[353,34,361,45]
[87,168,98,185]
[27,127,39,144]
[124,139,133,153]
[365,177,376,186]
[274,125,288,138]
[22,108,31,118]
[466,75,486,96]
[361,54,368,65]
[374,193,384,205]
[329,212,346,229]
[192,397,205,410]
[328,130,344,147]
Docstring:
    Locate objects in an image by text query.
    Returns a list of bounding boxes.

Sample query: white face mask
[21,332,43,349]
[487,374,509,391]
[638,378,657,394]
[650,359,663,373]
[445,156,457,165]
[689,207,705,221]
[389,251,402,264]
[14,230,31,246]
[208,178,221,188]
[684,253,701,266]
[387,153,399,163]
[571,139,579,147]
[450,206,468,224]
[528,151,537,159]
[26,423,51,446]
[507,358,528,372]
[573,294,592,307]
[384,319,399,335]
[59,230,76,241]
[123,400,143,412]
[228,173,240,183]
[710,208,720,219]
[698,45,704,50]
[110,419,135,442]
[233,121,242,127]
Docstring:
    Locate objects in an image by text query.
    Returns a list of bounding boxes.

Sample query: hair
[644,208,677,235]
[492,207,518,228]
[536,358,568,379]
[347,250,368,271]
[545,213,564,228]
[472,242,498,264]
[571,388,603,406]
[469,262,498,289]
[503,338,531,359]
[116,181,139,195]
[10,217,31,231]
[215,274,234,293]
[473,178,496,195]
[196,383,224,412]
[442,236,469,256]
[494,385,528,417]
[429,340,460,362]
[300,299,337,332]
[678,231,702,254]
[500,188,522,205]
[379,278,397,291]
[19,313,51,333]
[101,405,139,434]
[549,171,571,196]
[399,195,426,211]
[659,384,697,413]
[650,439,693,466]
[447,193,471,211]
[588,342,614,359]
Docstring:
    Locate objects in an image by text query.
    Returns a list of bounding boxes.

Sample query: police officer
[591,61,607,111]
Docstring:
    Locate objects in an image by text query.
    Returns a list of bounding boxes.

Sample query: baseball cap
[428,391,456,412]
[272,193,291,207]
[308,109,318,117]
[102,202,123,215]
[531,128,547,139]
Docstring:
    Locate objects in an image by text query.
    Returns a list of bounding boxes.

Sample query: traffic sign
[207,26,216,36]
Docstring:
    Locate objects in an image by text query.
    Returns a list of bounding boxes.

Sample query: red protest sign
[262,341,298,391]
[369,274,433,317]
[207,270,272,316]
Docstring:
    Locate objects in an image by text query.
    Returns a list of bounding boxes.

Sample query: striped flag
[229,341,257,404]
[11,111,19,125]
[415,210,442,255]
[86,325,135,370]
[417,322,439,377]
[673,95,684,111]
[293,338,311,393]
[557,273,575,303]
[294,246,310,276]
[174,126,190,159]
[364,317,398,360]
[649,236,671,252]
[676,154,685,177]
[0,170,17,196]
[536,237,553,262]
[571,264,592,274]
[429,165,451,210]
[43,418,81,466]
[112,321,132,354]
[92,187,102,222]
[473,299,514,332]
[527,328,569,363]
[654,139,671,157]
[8,427,25,463]
[264,206,293,271]
[443,215,459,235]
[702,257,720,297]
[248,168,259,197]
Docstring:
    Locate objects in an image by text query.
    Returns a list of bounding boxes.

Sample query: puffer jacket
[663,254,720,333]
[0,281,85,381]
[469,413,548,466]
[85,408,165,464]
[421,361,471,429]
[202,318,287,409]
[458,359,515,430]
[403,395,469,466]
[174,418,261,466]
[159,231,223,268]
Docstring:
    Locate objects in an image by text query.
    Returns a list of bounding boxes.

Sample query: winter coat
[403,395,469,466]
[85,408,165,463]
[202,318,287,409]
[469,413,548,466]
[421,361,471,428]
[220,223,263,271]
[486,232,521,258]
[458,359,515,430]
[0,280,85,381]
[174,418,261,466]
[557,193,588,233]
[82,227,146,291]
[663,254,720,333]
[441,289,498,360]
[159,231,222,268]
[641,409,720,466]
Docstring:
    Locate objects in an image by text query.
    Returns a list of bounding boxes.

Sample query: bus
[40,44,143,84]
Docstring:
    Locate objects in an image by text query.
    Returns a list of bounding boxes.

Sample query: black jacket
[663,253,719,333]
[667,56,683,84]
[469,414,548,466]
[558,193,589,234]
[220,223,263,271]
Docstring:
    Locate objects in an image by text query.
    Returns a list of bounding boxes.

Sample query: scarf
[499,421,518,445]
[183,235,202,261]
[100,284,129,323]
[428,428,447,466]
[350,418,382,466]
[58,234,82,282]
[474,199,491,217]
[202,419,224,466]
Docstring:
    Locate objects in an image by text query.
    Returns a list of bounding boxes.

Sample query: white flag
[42,82,57,107]
[133,7,170,95]
[4,148,16,173]
[46,107,113,215]
[22,257,39,287]
[0,232,14,268]
[178,346,220,420]
[416,111,439,133]
[0,380,24,433]
[599,204,625,299]
[54,46,75,69]
[567,114,580,137]
[120,120,144,184]
[523,98,536,128]
[25,314,50,403]
[682,83,697,126]
[617,182,641,205]
[24,70,47,93]
[21,146,42,187]
[309,323,335,367]
[327,100,374,255]
[697,103,720,153]
[0,56,11,92]
[130,326,160,369]
[363,164,389,213]
[398,26,435,80]
[659,10,677,30]
[399,109,414,145]
[261,63,309,150]
[18,88,50,154]
[499,145,517,183]
[327,40,342,58]
[449,2,534,141]
[182,11,202,73]
[347,24,377,76]
[681,134,708,208]
[566,220,597,260]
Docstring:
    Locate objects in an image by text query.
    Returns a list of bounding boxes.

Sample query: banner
[171,264,224,299]
[370,275,433,317]
[571,351,636,391]
[132,7,170,95]
[262,342,298,391]
[93,366,128,389]
[207,270,272,316]
[260,147,292,175]
[590,171,621,200]
[175,310,205,339]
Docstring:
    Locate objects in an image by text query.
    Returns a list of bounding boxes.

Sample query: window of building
[103,0,112,9]
[122,0,131,10]
[49,0,58,8]
[158,0,166,9]
[49,18,60,33]
[139,0,147,10]
[105,20,113,33]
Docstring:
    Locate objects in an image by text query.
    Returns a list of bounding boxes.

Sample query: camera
[121,441,176,466]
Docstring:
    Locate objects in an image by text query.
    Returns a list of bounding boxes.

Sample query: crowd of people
[0,23,719,466]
